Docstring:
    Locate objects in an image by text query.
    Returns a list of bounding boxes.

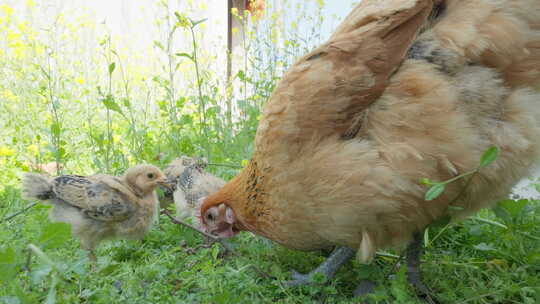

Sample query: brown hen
[200,0,540,299]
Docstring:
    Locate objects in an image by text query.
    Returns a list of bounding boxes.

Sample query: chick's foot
[284,246,355,286]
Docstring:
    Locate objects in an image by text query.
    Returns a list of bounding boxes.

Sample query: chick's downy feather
[22,164,167,257]
[163,157,225,222]
[201,0,540,263]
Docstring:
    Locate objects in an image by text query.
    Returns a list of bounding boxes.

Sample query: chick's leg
[285,246,355,286]
[406,232,438,304]
[88,250,97,262]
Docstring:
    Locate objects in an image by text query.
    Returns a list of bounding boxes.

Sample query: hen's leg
[406,232,438,304]
[285,246,355,286]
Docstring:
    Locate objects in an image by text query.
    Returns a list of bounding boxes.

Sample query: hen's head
[198,193,241,238]
[124,164,170,196]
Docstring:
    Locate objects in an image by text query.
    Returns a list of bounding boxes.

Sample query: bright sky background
[48,0,361,52]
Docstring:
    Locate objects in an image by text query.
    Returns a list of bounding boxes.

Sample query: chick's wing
[52,175,134,222]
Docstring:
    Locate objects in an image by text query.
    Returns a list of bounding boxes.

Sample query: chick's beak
[157,177,174,190]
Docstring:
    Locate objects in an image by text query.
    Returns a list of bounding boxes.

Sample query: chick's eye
[147,173,154,179]
[206,213,214,221]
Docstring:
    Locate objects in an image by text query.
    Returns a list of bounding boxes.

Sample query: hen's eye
[206,213,214,221]
[147,173,155,179]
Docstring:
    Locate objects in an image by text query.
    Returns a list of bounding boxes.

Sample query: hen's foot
[284,246,355,286]
[353,279,376,297]
[406,232,439,304]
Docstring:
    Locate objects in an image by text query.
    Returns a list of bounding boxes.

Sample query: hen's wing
[52,175,134,222]
[255,0,433,155]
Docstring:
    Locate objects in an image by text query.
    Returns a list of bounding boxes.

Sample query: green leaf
[0,296,20,304]
[191,18,207,27]
[101,95,123,115]
[179,114,193,125]
[493,205,512,224]
[153,40,164,51]
[236,70,246,81]
[108,62,116,75]
[425,183,445,201]
[356,264,377,280]
[447,205,464,212]
[98,262,120,275]
[30,264,53,284]
[39,222,71,250]
[473,243,495,251]
[175,52,194,61]
[429,214,451,229]
[173,11,182,21]
[0,247,17,283]
[121,97,131,107]
[211,244,219,261]
[312,271,326,284]
[420,178,432,185]
[45,275,58,304]
[479,146,499,168]
[498,199,528,219]
[50,122,61,138]
[175,96,186,108]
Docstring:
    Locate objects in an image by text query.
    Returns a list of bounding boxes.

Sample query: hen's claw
[284,270,315,286]
[353,279,376,297]
[406,232,440,304]
[283,246,356,287]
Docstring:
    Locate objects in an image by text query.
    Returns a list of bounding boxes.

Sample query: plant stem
[0,202,38,224]
[45,51,62,175]
[189,24,207,141]
[161,209,233,251]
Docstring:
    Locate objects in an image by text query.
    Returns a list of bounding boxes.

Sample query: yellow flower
[0,5,14,17]
[25,0,35,8]
[241,159,249,167]
[27,144,38,154]
[1,89,18,102]
[0,146,15,157]
[175,13,190,28]
[75,77,85,85]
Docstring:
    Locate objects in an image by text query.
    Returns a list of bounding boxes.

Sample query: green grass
[1,185,539,304]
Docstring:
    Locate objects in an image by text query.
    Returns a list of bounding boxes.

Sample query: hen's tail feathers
[21,173,54,201]
[431,0,540,87]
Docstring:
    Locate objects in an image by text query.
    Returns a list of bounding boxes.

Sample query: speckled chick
[163,157,225,224]
[22,164,168,261]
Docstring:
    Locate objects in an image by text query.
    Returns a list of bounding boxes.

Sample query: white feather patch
[357,230,375,264]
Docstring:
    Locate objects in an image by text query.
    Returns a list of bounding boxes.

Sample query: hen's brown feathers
[255,0,433,155]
